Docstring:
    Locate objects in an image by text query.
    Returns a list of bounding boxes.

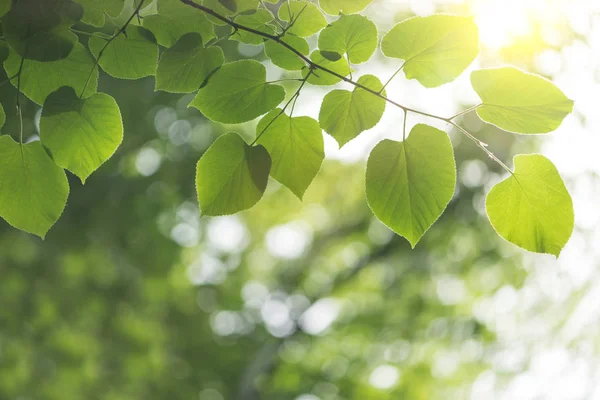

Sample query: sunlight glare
[471,0,536,49]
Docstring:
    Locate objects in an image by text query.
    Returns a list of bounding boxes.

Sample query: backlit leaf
[265,34,309,71]
[4,42,98,105]
[88,25,158,79]
[143,0,215,47]
[74,0,124,27]
[366,124,456,247]
[155,33,224,93]
[279,1,327,38]
[233,9,277,45]
[471,67,574,134]
[302,50,350,86]
[486,154,573,257]
[381,15,479,88]
[0,136,69,238]
[190,60,285,124]
[256,109,324,198]
[318,14,377,64]
[40,87,123,183]
[319,75,385,146]
[196,132,271,215]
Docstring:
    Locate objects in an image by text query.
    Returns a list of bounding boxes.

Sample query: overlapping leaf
[190,60,285,124]
[318,14,377,64]
[196,132,271,215]
[486,155,573,257]
[143,0,215,47]
[88,26,158,79]
[74,0,124,27]
[3,0,84,61]
[471,67,574,134]
[4,42,98,105]
[40,87,123,183]
[319,74,385,146]
[265,34,310,71]
[366,124,456,247]
[302,50,350,86]
[381,15,479,88]
[256,109,324,198]
[155,33,224,93]
[279,1,328,37]
[233,9,277,44]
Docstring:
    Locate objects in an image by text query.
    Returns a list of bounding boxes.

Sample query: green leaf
[39,87,123,183]
[319,74,385,146]
[196,132,271,216]
[4,42,98,105]
[366,124,456,247]
[74,0,124,27]
[381,15,479,88]
[471,67,574,134]
[3,0,84,61]
[143,0,215,47]
[0,0,11,18]
[88,25,158,80]
[265,34,309,71]
[318,14,377,64]
[256,109,324,198]
[190,60,285,124]
[319,0,373,15]
[233,9,277,45]
[302,50,350,86]
[486,155,573,257]
[155,33,224,93]
[279,1,327,38]
[0,136,69,238]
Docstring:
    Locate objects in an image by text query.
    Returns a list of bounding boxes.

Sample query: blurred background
[0,0,599,399]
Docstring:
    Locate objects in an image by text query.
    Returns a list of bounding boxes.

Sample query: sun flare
[470,0,567,49]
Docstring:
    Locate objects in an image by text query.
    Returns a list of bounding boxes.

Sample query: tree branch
[179,0,450,122]
[179,0,512,172]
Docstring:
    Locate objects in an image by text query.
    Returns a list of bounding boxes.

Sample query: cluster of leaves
[0,0,575,256]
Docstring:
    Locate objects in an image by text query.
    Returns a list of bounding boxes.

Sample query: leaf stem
[79,0,146,98]
[402,109,407,141]
[260,0,285,31]
[448,104,481,121]
[0,73,19,89]
[70,28,112,40]
[380,61,405,93]
[279,1,310,37]
[16,59,25,144]
[449,121,513,174]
